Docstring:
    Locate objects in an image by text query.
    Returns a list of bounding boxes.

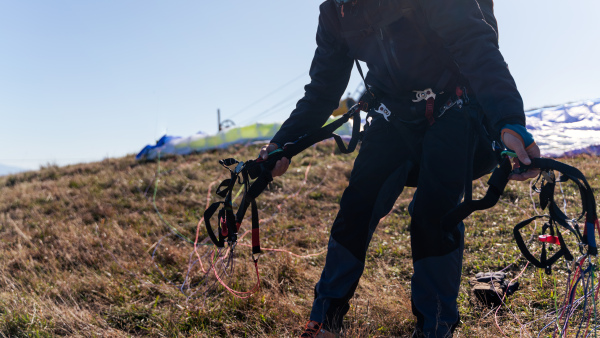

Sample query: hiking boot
[299,320,337,338]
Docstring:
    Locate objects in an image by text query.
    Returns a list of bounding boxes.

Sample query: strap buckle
[438,87,469,117]
[539,234,561,245]
[542,170,555,184]
[438,98,463,118]
[374,103,392,121]
[412,88,436,103]
[234,161,245,174]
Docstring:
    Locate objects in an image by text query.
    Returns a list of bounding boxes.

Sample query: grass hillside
[0,141,599,337]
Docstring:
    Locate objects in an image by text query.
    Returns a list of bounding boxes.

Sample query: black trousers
[309,102,478,337]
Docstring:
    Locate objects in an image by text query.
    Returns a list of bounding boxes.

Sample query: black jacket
[271,0,525,145]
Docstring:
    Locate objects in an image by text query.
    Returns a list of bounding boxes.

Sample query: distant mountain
[0,163,27,176]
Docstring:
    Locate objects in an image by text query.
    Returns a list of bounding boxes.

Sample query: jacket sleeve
[271,2,354,146]
[418,0,525,134]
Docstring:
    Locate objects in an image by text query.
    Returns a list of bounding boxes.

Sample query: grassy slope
[0,141,598,337]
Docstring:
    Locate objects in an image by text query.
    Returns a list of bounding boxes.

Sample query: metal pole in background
[217,109,235,131]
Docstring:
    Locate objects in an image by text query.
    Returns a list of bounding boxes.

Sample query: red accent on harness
[341,4,344,17]
[539,234,560,245]
[455,86,463,97]
[221,219,228,236]
[359,101,369,112]
[236,221,241,231]
[252,228,260,248]
[425,97,435,125]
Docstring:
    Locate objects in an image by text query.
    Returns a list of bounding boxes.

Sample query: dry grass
[0,141,599,337]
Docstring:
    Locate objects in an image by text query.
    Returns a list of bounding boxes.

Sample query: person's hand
[502,132,541,181]
[259,143,290,177]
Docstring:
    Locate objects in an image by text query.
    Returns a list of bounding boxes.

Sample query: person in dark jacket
[260,0,540,337]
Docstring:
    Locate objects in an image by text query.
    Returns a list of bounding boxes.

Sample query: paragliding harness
[203,60,378,255]
[441,154,599,274]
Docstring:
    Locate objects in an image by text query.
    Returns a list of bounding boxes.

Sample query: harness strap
[204,201,225,247]
[425,97,435,125]
[354,59,375,104]
[204,88,377,251]
[251,199,260,254]
[513,215,573,275]
[215,179,232,197]
[441,156,512,235]
[442,156,598,273]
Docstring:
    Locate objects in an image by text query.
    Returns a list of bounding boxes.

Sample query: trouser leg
[309,117,418,332]
[410,107,475,337]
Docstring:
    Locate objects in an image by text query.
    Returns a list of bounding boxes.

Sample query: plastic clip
[541,170,555,184]
[539,234,560,245]
[412,88,436,103]
[234,161,245,174]
[374,103,392,121]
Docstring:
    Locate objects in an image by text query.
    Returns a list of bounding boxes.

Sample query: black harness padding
[441,156,598,273]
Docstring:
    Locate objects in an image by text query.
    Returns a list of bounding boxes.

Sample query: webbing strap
[441,156,512,233]
[442,157,597,235]
[354,59,378,115]
[203,88,376,251]
[513,215,573,275]
[215,179,232,197]
[251,200,260,254]
[442,156,597,273]
[425,97,435,125]
[204,201,225,247]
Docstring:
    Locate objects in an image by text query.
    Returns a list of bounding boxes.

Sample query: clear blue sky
[1,0,599,170]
